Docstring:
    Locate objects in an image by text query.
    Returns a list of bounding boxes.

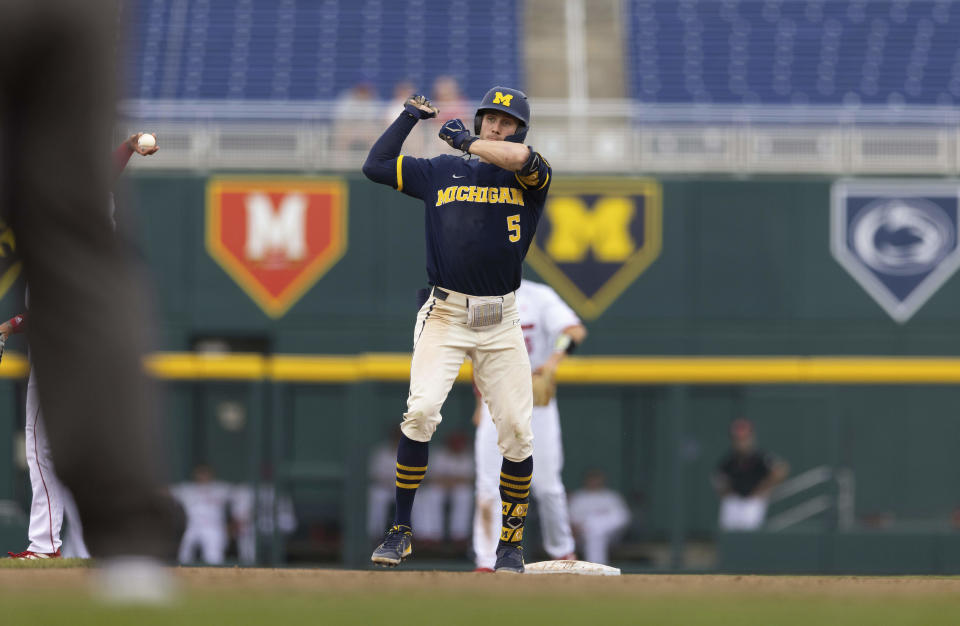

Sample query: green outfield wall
[2,173,960,570]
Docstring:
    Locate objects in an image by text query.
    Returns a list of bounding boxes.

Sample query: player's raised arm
[113,132,159,180]
[438,118,529,172]
[362,94,438,190]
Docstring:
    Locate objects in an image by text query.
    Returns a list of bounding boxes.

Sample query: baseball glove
[531,370,556,407]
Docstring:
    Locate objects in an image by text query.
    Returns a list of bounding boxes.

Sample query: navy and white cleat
[371,525,413,567]
[494,544,524,574]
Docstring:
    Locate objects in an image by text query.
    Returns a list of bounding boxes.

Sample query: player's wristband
[554,334,576,355]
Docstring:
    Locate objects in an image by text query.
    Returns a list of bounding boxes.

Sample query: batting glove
[404,94,439,120]
[439,119,478,153]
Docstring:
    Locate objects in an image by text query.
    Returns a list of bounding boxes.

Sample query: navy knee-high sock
[392,434,429,529]
[498,456,533,549]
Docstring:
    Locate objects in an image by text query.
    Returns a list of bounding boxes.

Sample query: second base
[523,560,621,576]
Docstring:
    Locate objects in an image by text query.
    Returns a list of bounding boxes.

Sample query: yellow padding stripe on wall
[132,354,960,384]
[4,352,960,384]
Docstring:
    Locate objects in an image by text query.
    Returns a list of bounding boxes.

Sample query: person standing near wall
[713,419,790,531]
[568,469,630,565]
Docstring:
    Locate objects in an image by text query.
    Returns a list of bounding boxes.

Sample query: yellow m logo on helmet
[493,92,513,107]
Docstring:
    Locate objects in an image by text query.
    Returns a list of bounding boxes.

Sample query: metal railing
[117,99,960,175]
[766,465,855,532]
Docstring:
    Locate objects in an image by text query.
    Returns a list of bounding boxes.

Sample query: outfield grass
[3,565,960,626]
[6,589,960,626]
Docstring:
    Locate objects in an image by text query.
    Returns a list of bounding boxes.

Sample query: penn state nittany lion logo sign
[525,178,662,319]
[831,180,960,323]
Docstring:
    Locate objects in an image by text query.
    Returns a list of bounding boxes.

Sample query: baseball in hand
[137,133,157,150]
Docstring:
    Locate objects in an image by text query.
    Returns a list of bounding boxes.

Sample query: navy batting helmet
[474,86,530,143]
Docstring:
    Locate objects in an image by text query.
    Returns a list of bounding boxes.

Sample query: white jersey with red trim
[473,279,581,569]
[517,279,580,372]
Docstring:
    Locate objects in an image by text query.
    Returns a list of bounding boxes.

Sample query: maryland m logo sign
[206,178,348,317]
[526,179,661,319]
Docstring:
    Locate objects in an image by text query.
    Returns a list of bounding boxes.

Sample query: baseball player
[170,464,233,565]
[230,476,297,565]
[568,469,630,565]
[472,279,586,571]
[5,133,158,560]
[713,418,790,530]
[362,86,552,572]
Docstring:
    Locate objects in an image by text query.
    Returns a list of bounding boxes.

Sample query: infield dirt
[4,568,960,625]
[4,566,960,594]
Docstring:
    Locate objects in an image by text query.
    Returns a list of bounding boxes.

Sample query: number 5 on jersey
[507,214,521,242]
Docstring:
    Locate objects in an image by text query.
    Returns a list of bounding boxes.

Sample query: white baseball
[137,133,156,149]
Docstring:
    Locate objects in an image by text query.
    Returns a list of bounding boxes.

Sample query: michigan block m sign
[831,180,960,323]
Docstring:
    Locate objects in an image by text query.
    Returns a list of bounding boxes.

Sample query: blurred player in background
[713,418,790,531]
[412,430,474,547]
[473,279,586,571]
[5,133,158,560]
[0,0,179,599]
[367,427,403,539]
[170,464,233,565]
[362,86,552,572]
[230,472,297,565]
[568,469,630,565]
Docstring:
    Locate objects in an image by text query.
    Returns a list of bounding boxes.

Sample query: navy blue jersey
[393,152,551,296]
[362,111,551,296]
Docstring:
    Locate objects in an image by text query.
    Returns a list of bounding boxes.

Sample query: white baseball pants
[411,484,473,541]
[177,524,227,565]
[403,287,533,462]
[473,399,575,569]
[719,495,768,531]
[366,484,394,538]
[25,366,89,557]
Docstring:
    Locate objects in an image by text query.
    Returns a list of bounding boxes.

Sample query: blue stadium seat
[625,0,960,105]
[124,0,522,102]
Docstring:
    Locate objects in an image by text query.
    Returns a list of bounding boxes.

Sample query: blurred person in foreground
[4,132,158,561]
[0,0,178,601]
[713,418,789,531]
[568,469,630,565]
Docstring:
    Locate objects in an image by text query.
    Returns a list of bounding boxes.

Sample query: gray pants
[0,0,178,559]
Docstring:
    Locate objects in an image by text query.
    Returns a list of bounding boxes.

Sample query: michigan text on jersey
[435,186,525,207]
